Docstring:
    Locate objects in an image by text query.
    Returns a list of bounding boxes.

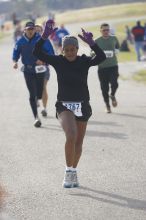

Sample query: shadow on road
[41,124,61,132]
[41,124,127,139]
[86,130,127,139]
[87,120,127,139]
[88,120,122,127]
[41,120,127,139]
[70,186,146,211]
[114,113,146,120]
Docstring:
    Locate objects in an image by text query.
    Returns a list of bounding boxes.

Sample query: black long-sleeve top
[33,38,106,102]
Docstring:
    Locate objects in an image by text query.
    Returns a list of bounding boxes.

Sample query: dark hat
[25,21,35,29]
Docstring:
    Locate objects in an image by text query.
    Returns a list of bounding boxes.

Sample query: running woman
[33,20,106,188]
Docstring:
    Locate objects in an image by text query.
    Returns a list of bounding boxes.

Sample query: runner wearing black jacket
[33,20,106,188]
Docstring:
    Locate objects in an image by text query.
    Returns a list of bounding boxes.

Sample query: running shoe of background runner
[34,118,41,127]
[110,95,118,107]
[41,109,47,117]
[105,105,112,113]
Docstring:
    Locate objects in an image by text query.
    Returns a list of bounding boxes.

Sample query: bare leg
[58,111,77,167]
[73,121,87,168]
[42,79,48,109]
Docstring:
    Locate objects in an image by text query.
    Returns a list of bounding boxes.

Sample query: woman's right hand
[78,28,95,47]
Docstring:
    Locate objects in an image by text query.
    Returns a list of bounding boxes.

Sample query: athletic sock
[72,167,77,172]
[66,166,73,171]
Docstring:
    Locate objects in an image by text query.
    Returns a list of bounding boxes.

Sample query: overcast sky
[0,0,10,2]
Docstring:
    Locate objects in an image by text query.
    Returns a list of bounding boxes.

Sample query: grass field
[0,32,8,41]
[0,32,5,40]
[54,2,146,24]
[133,69,146,84]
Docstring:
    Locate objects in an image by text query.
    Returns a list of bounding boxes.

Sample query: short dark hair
[100,23,109,29]
[137,21,141,26]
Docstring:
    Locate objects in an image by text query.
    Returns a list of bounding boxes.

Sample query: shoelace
[72,172,78,183]
[64,172,72,182]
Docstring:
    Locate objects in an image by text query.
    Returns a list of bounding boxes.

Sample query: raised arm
[78,28,95,47]
[78,28,106,65]
[33,20,58,65]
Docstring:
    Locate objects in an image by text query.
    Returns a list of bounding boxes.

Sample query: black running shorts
[55,101,92,121]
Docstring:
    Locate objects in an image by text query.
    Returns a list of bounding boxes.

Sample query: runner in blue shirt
[55,24,69,54]
[12,21,54,127]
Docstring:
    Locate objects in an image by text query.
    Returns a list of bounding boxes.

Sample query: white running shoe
[63,170,73,188]
[72,171,79,187]
[34,118,41,128]
[105,105,112,113]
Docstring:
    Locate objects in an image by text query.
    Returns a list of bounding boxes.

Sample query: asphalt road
[0,34,146,220]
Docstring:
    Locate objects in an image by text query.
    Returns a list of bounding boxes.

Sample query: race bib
[104,50,114,58]
[62,102,82,117]
[35,65,47,73]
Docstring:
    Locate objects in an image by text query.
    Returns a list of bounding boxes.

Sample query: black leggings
[98,66,119,106]
[24,72,45,118]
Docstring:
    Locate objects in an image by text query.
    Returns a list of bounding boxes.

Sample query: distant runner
[50,24,69,54]
[94,23,120,113]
